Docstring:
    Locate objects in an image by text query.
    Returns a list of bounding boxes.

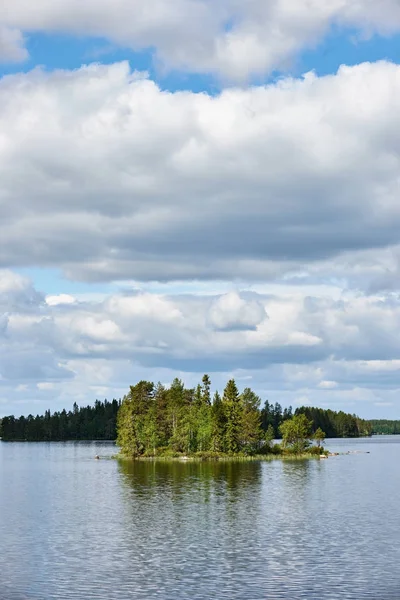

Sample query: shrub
[306,445,326,455]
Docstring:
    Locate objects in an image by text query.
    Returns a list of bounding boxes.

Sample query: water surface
[1,437,399,599]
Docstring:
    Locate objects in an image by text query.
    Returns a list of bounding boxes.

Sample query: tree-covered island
[115,375,371,459]
[0,374,377,460]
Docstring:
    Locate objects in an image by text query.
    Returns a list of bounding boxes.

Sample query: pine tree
[240,388,263,454]
[116,381,154,456]
[168,378,189,452]
[201,374,211,406]
[223,379,243,454]
[211,391,225,452]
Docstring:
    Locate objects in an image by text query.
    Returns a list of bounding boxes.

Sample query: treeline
[369,420,400,435]
[295,406,372,437]
[0,378,375,446]
[0,399,120,441]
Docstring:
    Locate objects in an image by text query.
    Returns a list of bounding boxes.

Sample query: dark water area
[0,437,399,599]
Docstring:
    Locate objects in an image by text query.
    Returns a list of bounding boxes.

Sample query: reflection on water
[118,458,263,497]
[1,439,400,599]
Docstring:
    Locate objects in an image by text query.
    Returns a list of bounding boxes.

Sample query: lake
[0,437,399,599]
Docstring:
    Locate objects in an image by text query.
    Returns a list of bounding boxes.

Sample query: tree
[153,382,170,448]
[167,378,186,451]
[279,414,313,454]
[211,391,225,452]
[1,378,371,452]
[223,379,243,453]
[0,399,120,442]
[265,424,275,448]
[272,402,283,437]
[117,381,154,456]
[201,374,211,406]
[240,388,263,454]
[261,400,272,432]
[314,427,326,448]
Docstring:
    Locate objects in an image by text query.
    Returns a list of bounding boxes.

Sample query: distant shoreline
[0,438,117,443]
[3,433,389,443]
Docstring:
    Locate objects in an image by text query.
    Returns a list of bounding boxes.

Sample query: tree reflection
[117,459,262,503]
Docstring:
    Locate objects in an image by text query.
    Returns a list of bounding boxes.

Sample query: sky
[2,1,400,419]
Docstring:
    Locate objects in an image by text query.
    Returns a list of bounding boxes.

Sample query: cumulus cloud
[46,294,76,306]
[1,61,400,284]
[208,292,266,331]
[3,271,400,416]
[2,0,400,77]
[318,380,338,389]
[0,270,43,311]
[0,26,28,62]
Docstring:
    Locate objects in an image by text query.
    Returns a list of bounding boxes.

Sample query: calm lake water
[1,437,399,599]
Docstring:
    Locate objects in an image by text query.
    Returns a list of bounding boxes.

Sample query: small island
[0,374,379,461]
[115,376,370,460]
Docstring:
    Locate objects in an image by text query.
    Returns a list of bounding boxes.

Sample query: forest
[295,406,372,438]
[0,399,120,441]
[368,420,400,435]
[0,375,379,449]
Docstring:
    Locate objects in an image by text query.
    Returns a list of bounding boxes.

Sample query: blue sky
[3,24,400,90]
[2,0,400,418]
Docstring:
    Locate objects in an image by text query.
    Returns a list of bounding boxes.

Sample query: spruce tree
[223,379,242,454]
[240,388,263,454]
[116,381,154,456]
[211,391,225,452]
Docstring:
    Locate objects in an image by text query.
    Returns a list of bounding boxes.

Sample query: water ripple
[1,438,399,599]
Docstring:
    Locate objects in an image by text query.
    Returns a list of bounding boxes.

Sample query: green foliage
[115,377,337,459]
[295,406,372,437]
[313,427,326,447]
[260,399,293,438]
[306,445,327,455]
[210,391,225,452]
[369,420,400,435]
[240,388,263,454]
[116,375,267,457]
[223,379,242,454]
[116,381,154,456]
[0,376,375,455]
[279,413,313,454]
[193,451,224,460]
[0,399,120,442]
[201,374,211,406]
[265,424,275,446]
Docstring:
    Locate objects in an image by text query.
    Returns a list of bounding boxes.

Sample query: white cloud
[46,294,76,306]
[107,293,183,323]
[0,270,43,311]
[208,292,266,331]
[71,315,122,342]
[318,380,338,389]
[3,270,400,417]
[0,26,28,62]
[287,331,322,346]
[2,0,400,77]
[3,51,400,420]
[2,61,400,285]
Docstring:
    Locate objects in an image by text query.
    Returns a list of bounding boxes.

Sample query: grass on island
[115,445,329,462]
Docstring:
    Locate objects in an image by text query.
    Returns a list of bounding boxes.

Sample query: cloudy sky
[1,0,400,418]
